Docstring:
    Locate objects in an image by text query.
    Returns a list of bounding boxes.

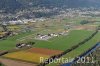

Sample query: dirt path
[0,58,37,66]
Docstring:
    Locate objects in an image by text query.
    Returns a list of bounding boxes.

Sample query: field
[0,58,37,66]
[0,29,93,51]
[46,31,100,66]
[0,16,99,66]
[33,30,94,51]
[0,28,44,50]
[27,48,63,56]
[3,48,63,63]
[0,32,34,50]
[0,29,95,65]
[4,51,49,63]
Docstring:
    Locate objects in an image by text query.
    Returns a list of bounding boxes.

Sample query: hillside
[0,0,100,12]
[0,0,22,12]
[17,0,100,8]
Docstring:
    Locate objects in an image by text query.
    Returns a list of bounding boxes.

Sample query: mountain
[0,0,22,12]
[17,0,100,8]
[0,0,100,12]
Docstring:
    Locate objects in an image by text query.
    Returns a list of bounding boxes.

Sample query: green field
[0,29,99,66]
[62,31,100,60]
[0,32,34,50]
[34,30,94,51]
[0,30,93,51]
[47,31,100,66]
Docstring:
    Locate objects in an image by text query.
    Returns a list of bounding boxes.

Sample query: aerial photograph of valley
[0,0,100,66]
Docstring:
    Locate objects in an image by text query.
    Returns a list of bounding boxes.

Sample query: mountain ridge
[0,0,100,12]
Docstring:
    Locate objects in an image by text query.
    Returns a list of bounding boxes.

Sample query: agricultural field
[0,29,95,65]
[33,30,94,51]
[4,51,49,63]
[46,31,100,66]
[1,0,100,66]
[0,15,99,66]
[3,48,63,63]
[0,31,34,50]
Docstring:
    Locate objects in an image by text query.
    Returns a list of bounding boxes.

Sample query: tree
[80,20,89,25]
[97,25,100,30]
